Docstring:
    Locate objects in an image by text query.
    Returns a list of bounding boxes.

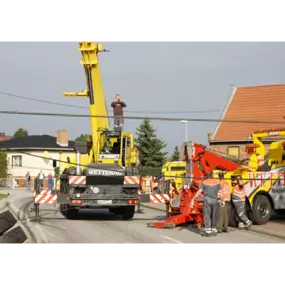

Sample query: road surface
[2,189,284,243]
[22,201,284,243]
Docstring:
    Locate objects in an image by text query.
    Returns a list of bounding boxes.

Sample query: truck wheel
[121,206,135,220]
[251,195,272,225]
[229,202,238,227]
[65,206,78,220]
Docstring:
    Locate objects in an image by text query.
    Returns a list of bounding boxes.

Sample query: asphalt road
[2,189,284,243]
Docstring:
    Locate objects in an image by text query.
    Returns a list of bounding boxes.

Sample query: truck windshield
[170,167,185,171]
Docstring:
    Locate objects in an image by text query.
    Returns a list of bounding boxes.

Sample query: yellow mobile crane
[57,42,140,220]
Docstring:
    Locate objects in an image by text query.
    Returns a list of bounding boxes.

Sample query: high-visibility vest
[219,180,231,201]
[232,184,246,201]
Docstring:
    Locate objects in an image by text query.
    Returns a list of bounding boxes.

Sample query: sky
[1,42,285,155]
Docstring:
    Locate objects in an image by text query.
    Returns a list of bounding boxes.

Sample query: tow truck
[235,127,285,224]
[148,130,285,229]
[35,42,140,220]
[147,141,247,228]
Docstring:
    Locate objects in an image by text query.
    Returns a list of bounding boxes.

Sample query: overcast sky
[0,42,285,154]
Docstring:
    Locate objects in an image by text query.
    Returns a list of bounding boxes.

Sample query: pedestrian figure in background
[190,171,221,237]
[232,175,252,229]
[48,172,53,190]
[25,172,31,192]
[217,172,231,233]
[111,94,126,130]
[37,170,44,192]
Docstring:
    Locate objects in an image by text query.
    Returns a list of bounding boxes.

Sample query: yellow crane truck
[57,42,140,220]
[161,161,186,191]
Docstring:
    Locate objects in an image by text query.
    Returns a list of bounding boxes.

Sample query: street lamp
[180,120,188,142]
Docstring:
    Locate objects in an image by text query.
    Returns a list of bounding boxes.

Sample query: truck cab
[97,130,138,168]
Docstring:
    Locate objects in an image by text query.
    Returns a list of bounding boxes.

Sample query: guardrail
[0,210,27,243]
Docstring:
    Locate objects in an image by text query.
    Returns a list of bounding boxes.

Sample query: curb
[6,196,48,243]
[141,203,166,213]
[0,197,7,212]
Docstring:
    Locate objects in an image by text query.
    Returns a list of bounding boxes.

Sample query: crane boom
[63,42,109,163]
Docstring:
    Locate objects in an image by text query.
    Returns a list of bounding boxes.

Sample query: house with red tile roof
[209,84,285,162]
[0,132,12,142]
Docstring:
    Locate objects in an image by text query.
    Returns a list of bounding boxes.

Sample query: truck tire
[120,206,135,220]
[65,205,79,220]
[251,195,272,225]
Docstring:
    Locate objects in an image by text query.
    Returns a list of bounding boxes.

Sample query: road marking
[160,235,183,243]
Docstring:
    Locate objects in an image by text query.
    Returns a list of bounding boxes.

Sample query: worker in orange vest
[190,171,221,236]
[232,175,252,229]
[217,172,231,233]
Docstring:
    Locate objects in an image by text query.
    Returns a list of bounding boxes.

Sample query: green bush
[0,151,7,178]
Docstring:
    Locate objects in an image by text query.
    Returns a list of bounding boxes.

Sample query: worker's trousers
[203,197,218,230]
[233,200,250,224]
[114,116,124,129]
[217,201,230,231]
[37,179,43,193]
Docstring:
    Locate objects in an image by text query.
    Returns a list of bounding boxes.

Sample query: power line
[1,110,285,125]
[0,90,220,114]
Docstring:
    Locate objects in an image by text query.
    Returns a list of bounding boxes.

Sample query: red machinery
[147,141,245,229]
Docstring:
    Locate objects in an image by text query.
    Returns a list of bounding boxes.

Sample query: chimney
[207,133,212,143]
[57,130,68,147]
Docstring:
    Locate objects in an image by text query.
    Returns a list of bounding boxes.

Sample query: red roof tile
[211,84,285,141]
[0,135,12,142]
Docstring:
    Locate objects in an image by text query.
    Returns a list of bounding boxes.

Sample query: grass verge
[0,193,8,200]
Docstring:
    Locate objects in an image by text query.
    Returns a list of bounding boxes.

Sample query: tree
[13,128,28,138]
[75,134,92,141]
[135,119,168,167]
[171,145,180,161]
[0,151,8,178]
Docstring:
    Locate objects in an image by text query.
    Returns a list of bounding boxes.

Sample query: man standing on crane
[217,172,230,233]
[232,175,252,229]
[111,94,126,130]
[190,171,221,236]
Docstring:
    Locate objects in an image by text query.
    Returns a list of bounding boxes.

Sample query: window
[228,146,239,158]
[12,155,22,167]
[170,167,185,172]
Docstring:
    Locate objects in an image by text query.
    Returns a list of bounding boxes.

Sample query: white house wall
[6,150,75,177]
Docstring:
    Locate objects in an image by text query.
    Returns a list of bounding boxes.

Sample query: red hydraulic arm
[192,143,243,176]
[147,142,244,229]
